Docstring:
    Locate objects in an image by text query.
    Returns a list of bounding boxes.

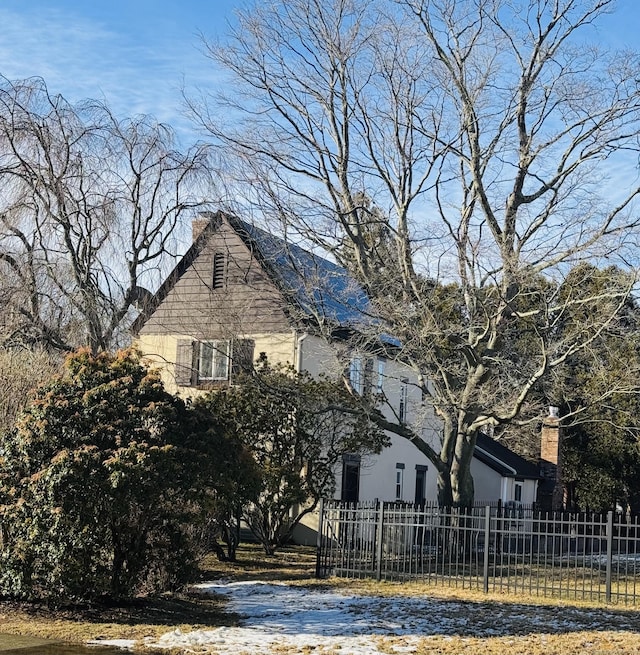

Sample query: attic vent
[212,252,226,289]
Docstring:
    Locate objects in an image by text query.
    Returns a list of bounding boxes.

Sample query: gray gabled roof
[475,432,540,480]
[227,215,374,330]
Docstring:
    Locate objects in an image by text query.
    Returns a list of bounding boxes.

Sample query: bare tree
[0,77,211,352]
[0,347,61,436]
[198,0,640,506]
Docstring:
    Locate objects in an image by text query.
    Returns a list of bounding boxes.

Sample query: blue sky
[0,0,638,147]
[0,0,241,144]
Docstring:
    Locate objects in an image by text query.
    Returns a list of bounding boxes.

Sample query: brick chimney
[192,217,210,242]
[538,406,564,511]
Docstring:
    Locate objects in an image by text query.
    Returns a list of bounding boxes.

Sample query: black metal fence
[316,500,640,605]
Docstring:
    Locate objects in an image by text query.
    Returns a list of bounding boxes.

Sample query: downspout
[294,330,309,373]
[292,329,310,528]
[500,477,510,503]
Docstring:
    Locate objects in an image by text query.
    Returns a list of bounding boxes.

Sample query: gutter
[475,446,518,476]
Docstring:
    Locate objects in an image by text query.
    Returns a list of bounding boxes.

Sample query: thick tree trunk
[437,469,453,507]
[437,429,477,508]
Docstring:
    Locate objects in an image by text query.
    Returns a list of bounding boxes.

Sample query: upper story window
[198,340,230,380]
[349,355,363,394]
[175,338,254,387]
[212,252,226,289]
[349,355,376,395]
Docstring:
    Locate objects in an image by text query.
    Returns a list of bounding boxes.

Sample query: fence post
[315,498,325,579]
[375,501,385,581]
[483,505,491,594]
[605,510,613,603]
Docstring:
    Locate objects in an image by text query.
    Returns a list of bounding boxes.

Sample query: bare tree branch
[0,76,213,352]
[197,0,640,505]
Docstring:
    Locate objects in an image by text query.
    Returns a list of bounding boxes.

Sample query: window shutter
[399,377,409,424]
[175,339,196,386]
[363,357,374,395]
[231,339,255,378]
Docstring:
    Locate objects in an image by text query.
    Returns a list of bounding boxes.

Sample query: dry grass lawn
[0,590,235,645]
[1,543,639,654]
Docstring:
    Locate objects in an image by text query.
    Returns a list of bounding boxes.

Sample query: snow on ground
[89,579,638,654]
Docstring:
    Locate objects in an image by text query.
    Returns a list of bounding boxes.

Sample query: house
[132,211,540,538]
[473,432,540,505]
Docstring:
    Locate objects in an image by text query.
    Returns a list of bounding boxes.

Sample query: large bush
[0,349,208,601]
[183,400,261,563]
[196,360,387,554]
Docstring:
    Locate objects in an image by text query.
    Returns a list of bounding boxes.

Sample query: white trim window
[376,358,385,394]
[175,338,255,387]
[350,355,379,395]
[198,340,231,380]
[349,355,363,394]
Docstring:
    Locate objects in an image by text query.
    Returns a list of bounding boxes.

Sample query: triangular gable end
[133,212,293,340]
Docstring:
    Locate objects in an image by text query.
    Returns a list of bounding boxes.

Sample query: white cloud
[0,5,223,145]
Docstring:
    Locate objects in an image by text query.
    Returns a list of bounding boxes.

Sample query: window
[212,252,226,289]
[376,358,385,394]
[199,340,230,380]
[349,355,376,395]
[174,338,254,387]
[399,377,409,423]
[349,356,363,394]
[395,463,405,501]
[514,481,523,503]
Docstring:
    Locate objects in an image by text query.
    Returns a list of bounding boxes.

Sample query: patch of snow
[89,579,639,654]
[86,639,136,649]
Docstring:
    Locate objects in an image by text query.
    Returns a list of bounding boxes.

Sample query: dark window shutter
[363,357,374,394]
[175,339,196,386]
[341,455,361,503]
[231,339,255,377]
